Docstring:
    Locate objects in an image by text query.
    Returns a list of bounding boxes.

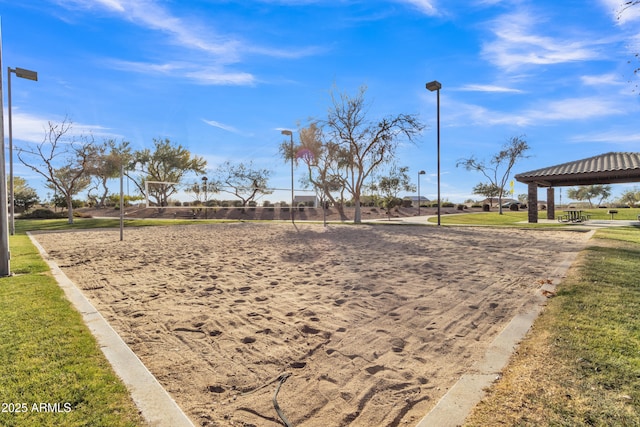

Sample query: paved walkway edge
[28,232,194,427]
[416,230,594,427]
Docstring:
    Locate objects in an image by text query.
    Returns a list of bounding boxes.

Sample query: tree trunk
[99,177,109,207]
[66,196,74,224]
[354,198,362,223]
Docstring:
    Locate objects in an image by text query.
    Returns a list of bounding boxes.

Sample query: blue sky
[1,0,639,205]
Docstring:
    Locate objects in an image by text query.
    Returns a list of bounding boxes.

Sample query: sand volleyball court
[33,223,590,426]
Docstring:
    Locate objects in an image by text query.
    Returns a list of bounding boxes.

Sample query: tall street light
[426,80,442,226]
[202,176,208,219]
[0,26,8,276]
[8,67,38,235]
[281,130,295,223]
[418,170,426,216]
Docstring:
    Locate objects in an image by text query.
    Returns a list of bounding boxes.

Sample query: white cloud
[528,97,625,121]
[482,12,602,71]
[106,59,257,86]
[580,73,625,86]
[458,84,524,93]
[570,130,640,144]
[445,96,627,128]
[202,120,240,134]
[5,110,120,145]
[53,0,322,85]
[397,0,439,16]
[600,0,640,24]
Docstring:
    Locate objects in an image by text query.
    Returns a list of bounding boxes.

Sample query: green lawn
[464,226,640,426]
[1,224,147,426]
[431,208,640,226]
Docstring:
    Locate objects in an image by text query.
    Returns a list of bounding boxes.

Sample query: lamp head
[426,80,441,91]
[281,130,293,136]
[13,67,38,81]
[419,170,426,175]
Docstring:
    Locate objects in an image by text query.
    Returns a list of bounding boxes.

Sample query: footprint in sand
[390,338,406,353]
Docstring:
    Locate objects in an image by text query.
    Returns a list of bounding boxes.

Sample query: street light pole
[281,130,295,224]
[426,80,442,226]
[418,170,426,216]
[0,26,10,275]
[8,67,38,235]
[202,176,208,219]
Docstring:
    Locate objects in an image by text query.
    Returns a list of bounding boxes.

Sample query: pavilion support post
[527,183,538,223]
[546,187,555,220]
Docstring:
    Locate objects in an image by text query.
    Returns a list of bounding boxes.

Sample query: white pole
[0,20,11,276]
[120,164,124,241]
[7,67,13,235]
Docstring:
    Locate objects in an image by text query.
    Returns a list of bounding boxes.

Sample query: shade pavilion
[515,152,640,223]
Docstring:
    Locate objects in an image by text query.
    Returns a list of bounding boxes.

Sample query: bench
[607,209,618,220]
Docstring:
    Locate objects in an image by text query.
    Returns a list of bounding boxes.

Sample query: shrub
[20,209,65,219]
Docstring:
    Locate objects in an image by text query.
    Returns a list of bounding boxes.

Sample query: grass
[1,230,147,426]
[464,226,640,426]
[431,208,640,226]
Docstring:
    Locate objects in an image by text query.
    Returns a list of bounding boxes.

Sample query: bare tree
[279,122,350,219]
[326,87,424,223]
[618,1,640,93]
[17,118,95,224]
[457,136,530,214]
[283,87,423,223]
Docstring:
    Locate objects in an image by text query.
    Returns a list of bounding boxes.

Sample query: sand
[33,223,591,427]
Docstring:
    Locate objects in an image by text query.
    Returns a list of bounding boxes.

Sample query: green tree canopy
[567,185,612,208]
[369,165,416,219]
[11,177,39,212]
[128,138,206,207]
[210,161,272,207]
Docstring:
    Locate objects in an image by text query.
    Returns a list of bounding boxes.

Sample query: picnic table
[558,209,590,223]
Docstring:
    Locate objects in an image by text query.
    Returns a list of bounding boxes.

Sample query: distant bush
[73,211,93,218]
[442,202,455,208]
[20,209,65,219]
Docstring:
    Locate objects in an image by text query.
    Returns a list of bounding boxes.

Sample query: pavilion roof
[515,152,640,187]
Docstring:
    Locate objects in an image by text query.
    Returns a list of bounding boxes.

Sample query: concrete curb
[416,230,594,427]
[28,232,194,427]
